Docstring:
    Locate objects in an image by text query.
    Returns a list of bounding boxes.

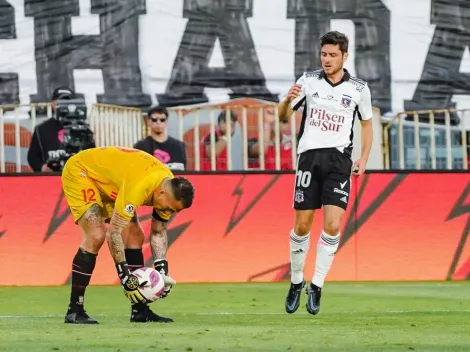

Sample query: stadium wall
[0,172,469,286]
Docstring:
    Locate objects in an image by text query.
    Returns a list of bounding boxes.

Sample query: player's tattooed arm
[106,210,131,264]
[150,218,168,260]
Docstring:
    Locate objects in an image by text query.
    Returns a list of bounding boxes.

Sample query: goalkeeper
[61,146,195,324]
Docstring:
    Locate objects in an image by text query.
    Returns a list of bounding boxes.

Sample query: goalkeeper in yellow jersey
[61,146,195,324]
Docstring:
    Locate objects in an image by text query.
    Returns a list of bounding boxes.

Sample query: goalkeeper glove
[154,259,175,298]
[116,262,147,304]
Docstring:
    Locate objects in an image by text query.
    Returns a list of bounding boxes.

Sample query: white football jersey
[290,69,373,155]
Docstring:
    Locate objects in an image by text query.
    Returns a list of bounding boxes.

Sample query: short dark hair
[217,110,238,124]
[320,31,349,54]
[171,177,195,209]
[147,105,169,118]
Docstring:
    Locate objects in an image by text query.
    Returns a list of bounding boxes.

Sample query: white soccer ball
[132,267,166,303]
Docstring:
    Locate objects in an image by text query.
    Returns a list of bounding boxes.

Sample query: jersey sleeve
[114,176,153,220]
[290,73,307,111]
[358,84,373,121]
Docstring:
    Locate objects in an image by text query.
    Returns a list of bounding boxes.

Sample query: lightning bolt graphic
[446,181,470,280]
[224,174,280,236]
[0,214,6,239]
[43,192,71,243]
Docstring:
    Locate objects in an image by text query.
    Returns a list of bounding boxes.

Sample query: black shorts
[293,148,353,211]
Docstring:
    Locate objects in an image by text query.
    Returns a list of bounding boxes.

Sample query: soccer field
[0,282,469,351]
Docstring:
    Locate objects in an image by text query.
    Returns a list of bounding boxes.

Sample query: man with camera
[27,86,95,172]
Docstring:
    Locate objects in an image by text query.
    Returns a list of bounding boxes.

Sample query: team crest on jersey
[341,95,352,108]
[124,204,135,215]
[294,190,304,203]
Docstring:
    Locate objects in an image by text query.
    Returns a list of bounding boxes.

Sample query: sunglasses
[149,116,167,123]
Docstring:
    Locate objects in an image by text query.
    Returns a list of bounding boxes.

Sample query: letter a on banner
[157,0,277,107]
[405,0,470,125]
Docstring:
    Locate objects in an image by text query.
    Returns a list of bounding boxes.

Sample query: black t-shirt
[134,136,187,170]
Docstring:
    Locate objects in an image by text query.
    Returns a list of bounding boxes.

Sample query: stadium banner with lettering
[2,0,470,116]
[0,172,468,286]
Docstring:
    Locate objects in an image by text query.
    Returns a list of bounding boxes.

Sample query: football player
[61,146,195,324]
[279,31,373,315]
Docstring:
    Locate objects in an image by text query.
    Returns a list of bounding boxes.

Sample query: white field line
[1,310,470,319]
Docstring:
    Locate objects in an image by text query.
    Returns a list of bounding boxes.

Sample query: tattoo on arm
[150,220,168,260]
[107,230,126,263]
[106,210,131,264]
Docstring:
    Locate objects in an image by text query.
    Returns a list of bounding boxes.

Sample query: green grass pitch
[0,282,469,351]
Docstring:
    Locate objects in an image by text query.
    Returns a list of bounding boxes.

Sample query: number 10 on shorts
[296,170,312,188]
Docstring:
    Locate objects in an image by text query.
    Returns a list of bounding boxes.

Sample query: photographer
[27,87,95,172]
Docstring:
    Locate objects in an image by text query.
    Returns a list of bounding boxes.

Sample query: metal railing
[88,103,144,147]
[165,103,299,171]
[0,103,52,173]
[0,101,300,172]
[2,101,469,172]
[0,103,144,172]
[382,109,468,170]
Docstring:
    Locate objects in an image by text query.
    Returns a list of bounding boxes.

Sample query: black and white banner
[1,0,470,114]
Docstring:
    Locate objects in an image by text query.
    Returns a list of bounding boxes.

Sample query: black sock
[69,248,97,312]
[125,248,145,309]
[125,248,144,272]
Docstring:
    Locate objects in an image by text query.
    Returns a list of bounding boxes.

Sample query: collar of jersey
[319,68,350,87]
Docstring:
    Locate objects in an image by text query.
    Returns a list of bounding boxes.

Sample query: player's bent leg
[78,204,107,253]
[65,204,106,325]
[306,205,345,316]
[123,216,174,323]
[285,209,315,314]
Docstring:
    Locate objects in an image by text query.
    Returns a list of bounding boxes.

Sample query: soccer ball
[132,267,166,303]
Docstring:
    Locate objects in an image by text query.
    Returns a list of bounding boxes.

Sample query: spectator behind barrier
[134,105,187,170]
[248,107,293,170]
[199,111,238,171]
[27,86,95,172]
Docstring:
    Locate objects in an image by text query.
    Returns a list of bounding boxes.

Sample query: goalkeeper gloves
[116,262,147,304]
[154,259,175,298]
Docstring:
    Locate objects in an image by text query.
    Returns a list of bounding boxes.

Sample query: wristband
[116,261,130,280]
[154,259,169,275]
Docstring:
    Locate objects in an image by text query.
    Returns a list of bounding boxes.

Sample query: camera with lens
[46,98,95,171]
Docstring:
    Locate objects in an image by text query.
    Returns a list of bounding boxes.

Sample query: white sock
[311,231,340,288]
[290,230,310,284]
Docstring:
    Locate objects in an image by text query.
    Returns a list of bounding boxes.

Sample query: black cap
[52,86,75,101]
